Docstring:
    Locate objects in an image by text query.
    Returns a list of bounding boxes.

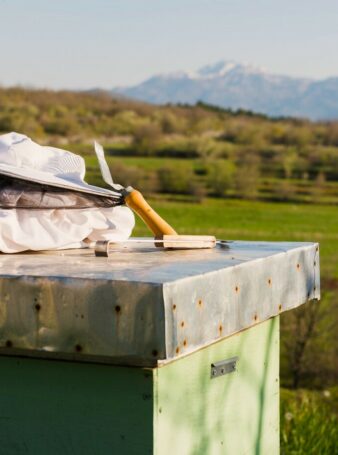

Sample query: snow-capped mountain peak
[114,60,338,120]
[155,61,267,81]
[196,60,266,78]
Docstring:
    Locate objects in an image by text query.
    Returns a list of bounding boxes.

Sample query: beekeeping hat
[0,132,118,197]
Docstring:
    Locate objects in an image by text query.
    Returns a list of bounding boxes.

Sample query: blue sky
[1,0,338,89]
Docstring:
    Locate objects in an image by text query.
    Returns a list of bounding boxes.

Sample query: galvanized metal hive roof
[0,241,320,366]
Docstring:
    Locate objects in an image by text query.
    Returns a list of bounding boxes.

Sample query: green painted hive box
[0,241,320,454]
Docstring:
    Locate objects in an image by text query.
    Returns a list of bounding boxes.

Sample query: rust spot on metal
[278,304,282,311]
[219,324,223,335]
[75,344,82,352]
[297,263,300,270]
[198,299,203,308]
[268,278,272,285]
[176,346,180,354]
[172,304,176,311]
[5,340,12,348]
[254,314,258,321]
[115,305,121,314]
[183,339,187,347]
[152,349,158,357]
[180,321,185,328]
[235,285,239,293]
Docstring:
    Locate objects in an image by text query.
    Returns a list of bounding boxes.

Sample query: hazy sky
[1,0,338,89]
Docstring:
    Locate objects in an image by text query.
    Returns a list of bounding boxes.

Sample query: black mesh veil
[0,175,123,209]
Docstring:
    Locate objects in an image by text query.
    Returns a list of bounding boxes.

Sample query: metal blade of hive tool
[95,236,218,256]
[94,141,124,191]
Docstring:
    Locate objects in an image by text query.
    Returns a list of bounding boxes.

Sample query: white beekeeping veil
[0,133,134,253]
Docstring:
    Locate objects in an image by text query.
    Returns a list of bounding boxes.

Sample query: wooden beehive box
[0,241,320,454]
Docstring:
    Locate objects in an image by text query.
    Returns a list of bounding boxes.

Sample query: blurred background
[1,1,338,452]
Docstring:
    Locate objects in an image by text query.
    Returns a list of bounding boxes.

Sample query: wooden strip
[159,235,216,249]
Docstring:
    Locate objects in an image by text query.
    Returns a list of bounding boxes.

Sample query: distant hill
[114,61,338,120]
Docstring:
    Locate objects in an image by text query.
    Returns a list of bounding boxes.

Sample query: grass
[281,388,338,455]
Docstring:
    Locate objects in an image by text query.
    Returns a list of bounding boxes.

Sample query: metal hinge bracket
[210,356,238,379]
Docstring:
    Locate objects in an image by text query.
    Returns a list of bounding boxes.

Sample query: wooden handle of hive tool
[125,189,177,236]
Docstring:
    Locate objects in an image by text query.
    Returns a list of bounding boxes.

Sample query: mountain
[114,61,338,120]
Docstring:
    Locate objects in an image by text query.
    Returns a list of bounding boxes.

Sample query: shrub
[157,165,195,195]
[235,152,261,199]
[133,123,162,155]
[207,160,236,197]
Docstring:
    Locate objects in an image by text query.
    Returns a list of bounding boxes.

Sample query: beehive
[0,241,320,454]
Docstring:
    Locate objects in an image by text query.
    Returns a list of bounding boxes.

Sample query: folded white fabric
[0,132,135,253]
[0,207,134,253]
